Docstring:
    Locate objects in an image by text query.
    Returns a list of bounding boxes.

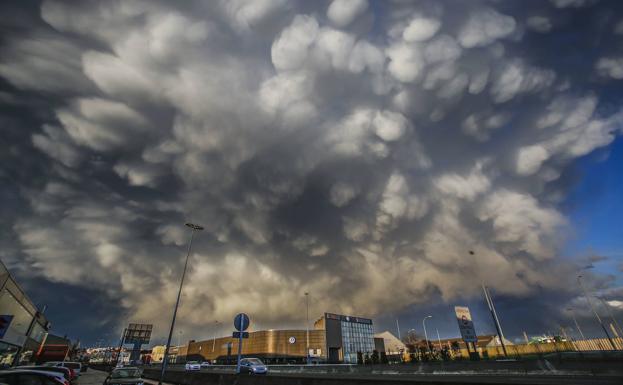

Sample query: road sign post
[454,306,479,361]
[234,313,249,374]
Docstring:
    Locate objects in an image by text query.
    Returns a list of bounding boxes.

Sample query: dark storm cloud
[1,0,623,343]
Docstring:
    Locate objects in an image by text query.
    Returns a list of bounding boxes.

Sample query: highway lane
[142,366,623,385]
[76,369,108,385]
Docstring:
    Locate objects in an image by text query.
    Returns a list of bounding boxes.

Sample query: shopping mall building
[0,261,50,366]
[175,313,377,364]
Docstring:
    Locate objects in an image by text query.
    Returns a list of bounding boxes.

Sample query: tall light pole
[566,307,586,340]
[305,292,310,364]
[599,298,623,338]
[482,284,508,357]
[422,315,432,356]
[212,320,219,353]
[577,275,616,350]
[436,328,443,351]
[159,222,203,385]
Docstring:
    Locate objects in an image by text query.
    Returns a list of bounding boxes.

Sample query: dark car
[238,358,268,375]
[103,367,143,385]
[14,367,71,383]
[0,369,66,385]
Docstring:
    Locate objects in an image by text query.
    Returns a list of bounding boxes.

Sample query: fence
[451,337,623,360]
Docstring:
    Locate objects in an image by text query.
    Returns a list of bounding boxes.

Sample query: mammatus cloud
[1,0,622,340]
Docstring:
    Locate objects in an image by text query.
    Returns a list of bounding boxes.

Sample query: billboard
[124,323,152,344]
[454,306,478,343]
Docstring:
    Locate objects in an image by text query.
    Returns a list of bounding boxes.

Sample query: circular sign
[234,313,250,331]
[288,336,296,344]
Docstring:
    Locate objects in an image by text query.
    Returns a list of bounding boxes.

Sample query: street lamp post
[599,298,623,338]
[422,316,432,356]
[577,275,616,350]
[305,292,310,364]
[212,320,219,353]
[159,222,204,385]
[566,307,586,340]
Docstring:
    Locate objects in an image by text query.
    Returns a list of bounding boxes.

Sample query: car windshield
[187,361,198,364]
[111,369,140,379]
[246,359,264,365]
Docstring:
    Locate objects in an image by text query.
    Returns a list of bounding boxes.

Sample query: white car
[200,361,211,368]
[184,361,200,371]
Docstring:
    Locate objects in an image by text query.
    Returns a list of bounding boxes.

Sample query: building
[175,312,374,364]
[150,345,165,363]
[315,313,375,363]
[184,329,326,364]
[0,260,50,366]
[374,331,405,355]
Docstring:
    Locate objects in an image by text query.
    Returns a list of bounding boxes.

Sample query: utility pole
[305,292,310,364]
[212,321,219,353]
[482,284,508,357]
[577,275,616,350]
[566,308,586,340]
[396,319,401,340]
[599,298,623,338]
[159,223,203,385]
[436,328,443,351]
[422,316,432,356]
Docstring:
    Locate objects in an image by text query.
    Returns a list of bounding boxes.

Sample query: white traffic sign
[454,306,478,343]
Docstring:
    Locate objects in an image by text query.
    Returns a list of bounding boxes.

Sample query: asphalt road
[142,367,623,385]
[78,369,108,385]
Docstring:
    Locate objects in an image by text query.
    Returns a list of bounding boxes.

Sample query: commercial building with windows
[315,313,375,363]
[0,260,50,366]
[176,313,375,364]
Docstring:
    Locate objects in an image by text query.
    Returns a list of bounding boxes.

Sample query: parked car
[199,362,210,369]
[42,363,81,379]
[184,361,200,371]
[14,366,71,383]
[238,358,267,375]
[103,367,143,385]
[0,369,67,385]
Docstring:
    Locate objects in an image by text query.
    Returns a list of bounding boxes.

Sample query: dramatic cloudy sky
[1,0,623,346]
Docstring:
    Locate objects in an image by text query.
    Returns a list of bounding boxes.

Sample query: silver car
[238,358,268,375]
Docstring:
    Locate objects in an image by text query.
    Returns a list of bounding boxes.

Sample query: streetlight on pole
[422,316,432,356]
[566,307,586,340]
[305,292,310,365]
[212,320,219,353]
[577,275,616,350]
[598,298,623,338]
[159,222,203,385]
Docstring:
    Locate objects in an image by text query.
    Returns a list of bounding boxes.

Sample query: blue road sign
[0,315,14,339]
[234,313,249,331]
[232,331,249,338]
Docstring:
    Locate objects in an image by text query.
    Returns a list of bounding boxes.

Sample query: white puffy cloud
[403,16,441,42]
[0,35,92,93]
[271,15,319,71]
[595,57,623,79]
[327,0,368,28]
[56,98,147,151]
[221,0,290,32]
[490,60,556,103]
[516,145,549,176]
[386,42,424,82]
[478,190,566,259]
[458,7,516,48]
